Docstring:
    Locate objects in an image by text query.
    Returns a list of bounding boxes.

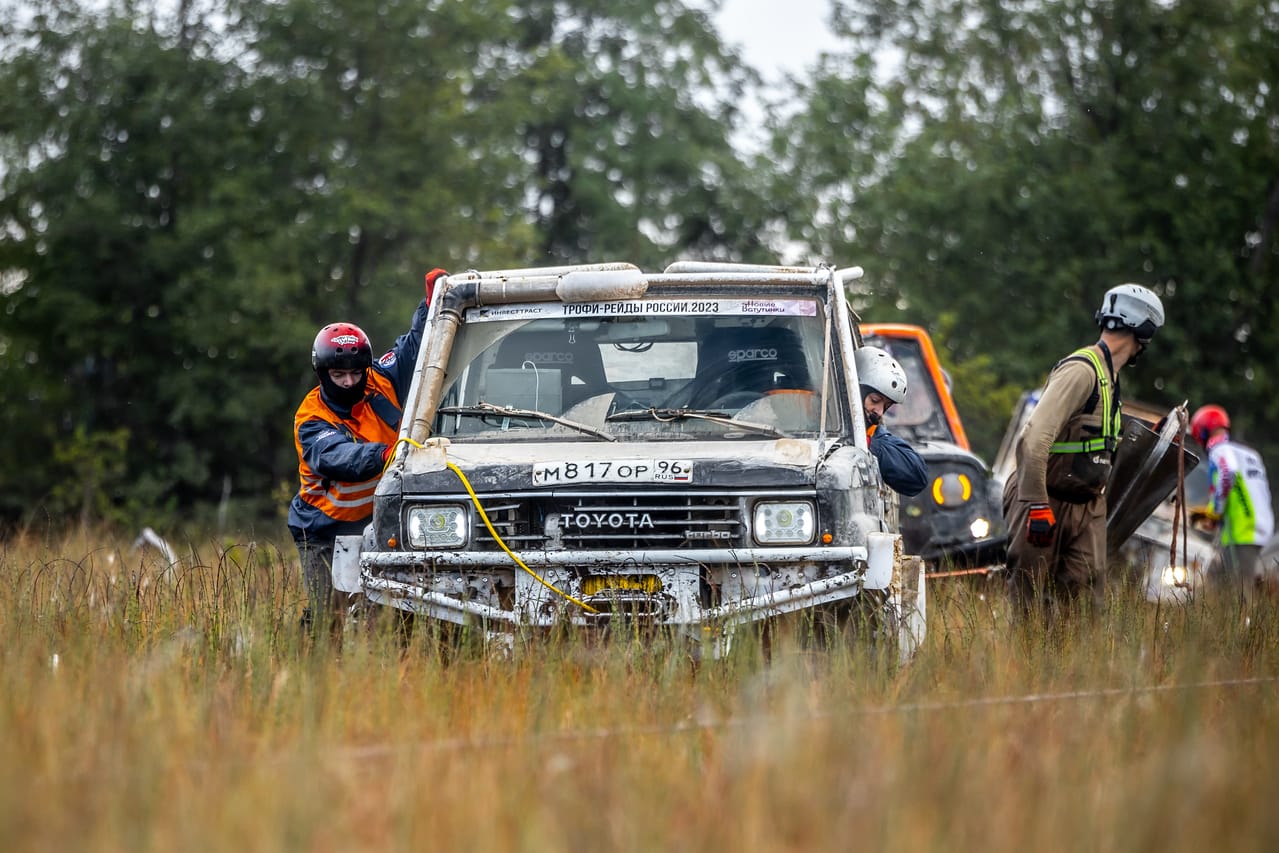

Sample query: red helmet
[1190,404,1230,446]
[312,322,372,373]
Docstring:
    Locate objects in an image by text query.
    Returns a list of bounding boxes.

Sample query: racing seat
[684,325,814,409]
[489,330,608,412]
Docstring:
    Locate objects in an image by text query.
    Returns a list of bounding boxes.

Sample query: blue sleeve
[1207,453,1227,515]
[870,428,929,496]
[371,297,429,400]
[297,417,387,482]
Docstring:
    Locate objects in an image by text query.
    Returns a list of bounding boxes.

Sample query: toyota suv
[332,262,926,658]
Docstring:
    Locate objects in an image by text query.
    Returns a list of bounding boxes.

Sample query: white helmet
[1096,283,1164,342]
[854,346,908,404]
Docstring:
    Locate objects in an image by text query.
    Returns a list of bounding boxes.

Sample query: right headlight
[753,501,816,545]
[406,504,469,549]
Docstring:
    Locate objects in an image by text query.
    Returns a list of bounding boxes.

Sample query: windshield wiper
[606,407,786,439]
[437,403,615,442]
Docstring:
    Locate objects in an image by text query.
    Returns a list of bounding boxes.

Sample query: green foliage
[930,312,1025,464]
[503,0,770,265]
[47,425,131,525]
[0,2,284,523]
[5,0,1279,525]
[0,0,765,526]
[784,0,1279,465]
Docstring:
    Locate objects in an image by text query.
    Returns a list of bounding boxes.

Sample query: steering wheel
[705,390,769,411]
[661,364,750,409]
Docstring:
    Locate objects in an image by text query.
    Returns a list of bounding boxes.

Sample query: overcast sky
[713,0,842,84]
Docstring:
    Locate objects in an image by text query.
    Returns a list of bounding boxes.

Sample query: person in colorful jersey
[854,346,927,496]
[1189,404,1274,604]
[1002,283,1165,616]
[288,268,448,638]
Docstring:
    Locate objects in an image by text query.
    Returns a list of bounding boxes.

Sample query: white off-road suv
[332,262,925,658]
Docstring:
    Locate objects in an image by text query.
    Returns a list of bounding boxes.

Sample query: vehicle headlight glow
[970,517,991,540]
[931,472,973,506]
[1160,565,1190,587]
[406,504,469,549]
[753,501,815,545]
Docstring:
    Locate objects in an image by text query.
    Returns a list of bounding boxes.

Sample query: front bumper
[335,537,916,654]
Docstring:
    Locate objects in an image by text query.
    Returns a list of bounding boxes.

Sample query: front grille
[467,490,749,550]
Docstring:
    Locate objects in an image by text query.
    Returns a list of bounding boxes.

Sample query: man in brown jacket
[1003,283,1165,616]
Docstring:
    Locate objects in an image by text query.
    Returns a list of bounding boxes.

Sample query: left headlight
[406,504,469,549]
[753,501,815,545]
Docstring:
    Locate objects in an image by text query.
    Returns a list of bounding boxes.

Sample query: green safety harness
[1049,345,1121,455]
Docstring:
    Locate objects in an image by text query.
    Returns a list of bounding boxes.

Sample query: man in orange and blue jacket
[288,268,447,637]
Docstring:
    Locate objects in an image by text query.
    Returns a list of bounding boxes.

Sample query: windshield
[860,335,955,444]
[432,298,843,441]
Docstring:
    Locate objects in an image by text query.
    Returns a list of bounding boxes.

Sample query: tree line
[2,0,1276,533]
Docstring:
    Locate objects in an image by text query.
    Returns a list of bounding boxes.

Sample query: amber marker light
[822,532,833,544]
[388,537,398,547]
[931,473,973,506]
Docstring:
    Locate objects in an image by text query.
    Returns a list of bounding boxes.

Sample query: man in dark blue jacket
[854,346,928,496]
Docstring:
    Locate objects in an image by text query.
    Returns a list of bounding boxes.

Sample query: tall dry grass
[2,527,1277,852]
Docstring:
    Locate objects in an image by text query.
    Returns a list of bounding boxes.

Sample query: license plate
[581,574,663,595]
[532,459,692,486]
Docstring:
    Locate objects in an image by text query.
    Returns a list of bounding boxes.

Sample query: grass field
[2,527,1277,852]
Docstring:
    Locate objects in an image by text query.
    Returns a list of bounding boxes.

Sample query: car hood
[396,436,835,492]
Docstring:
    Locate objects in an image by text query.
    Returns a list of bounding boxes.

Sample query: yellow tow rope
[384,437,599,613]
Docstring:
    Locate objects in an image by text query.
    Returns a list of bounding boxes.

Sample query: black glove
[1026,502,1057,548]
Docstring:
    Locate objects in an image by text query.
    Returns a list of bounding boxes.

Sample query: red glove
[425,268,448,303]
[1026,502,1057,548]
[381,443,395,464]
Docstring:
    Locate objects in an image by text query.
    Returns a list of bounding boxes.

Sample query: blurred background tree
[1,0,1276,528]
[777,0,1279,460]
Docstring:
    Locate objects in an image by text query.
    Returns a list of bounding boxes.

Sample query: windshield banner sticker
[468,299,817,323]
[532,459,693,486]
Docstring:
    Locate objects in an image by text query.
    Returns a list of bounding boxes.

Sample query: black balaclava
[318,369,369,411]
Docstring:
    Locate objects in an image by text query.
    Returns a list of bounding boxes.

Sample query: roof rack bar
[662,261,818,275]
[457,262,640,281]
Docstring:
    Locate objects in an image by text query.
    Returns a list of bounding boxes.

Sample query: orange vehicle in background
[859,323,1006,572]
[861,324,971,449]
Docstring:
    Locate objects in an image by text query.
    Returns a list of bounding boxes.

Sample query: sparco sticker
[532,459,693,486]
[466,299,817,322]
